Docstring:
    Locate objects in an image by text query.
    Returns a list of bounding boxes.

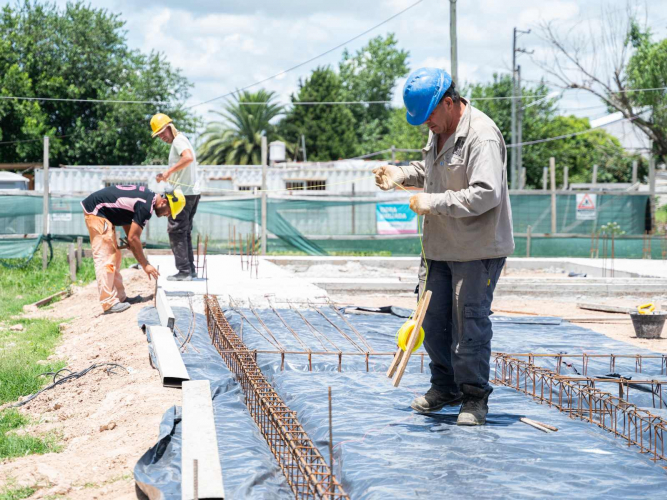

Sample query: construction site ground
[1,255,666,498]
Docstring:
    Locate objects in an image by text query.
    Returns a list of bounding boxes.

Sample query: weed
[0,409,61,459]
[0,485,36,500]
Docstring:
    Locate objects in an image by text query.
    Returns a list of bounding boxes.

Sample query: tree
[0,1,196,166]
[468,74,645,187]
[364,107,429,161]
[535,5,667,163]
[198,90,284,165]
[278,67,357,162]
[339,34,409,146]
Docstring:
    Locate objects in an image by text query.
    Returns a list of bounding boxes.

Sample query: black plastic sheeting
[134,306,293,500]
[135,304,667,499]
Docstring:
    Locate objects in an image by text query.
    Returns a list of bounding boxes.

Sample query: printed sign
[376,203,418,234]
[576,193,597,221]
[51,213,72,222]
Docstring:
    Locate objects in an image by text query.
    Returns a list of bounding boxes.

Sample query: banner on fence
[576,193,597,221]
[376,203,418,234]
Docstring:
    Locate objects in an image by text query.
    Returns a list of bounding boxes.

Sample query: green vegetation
[0,409,60,458]
[0,484,36,500]
[0,243,135,317]
[0,1,197,166]
[0,243,134,459]
[279,66,358,161]
[467,74,647,188]
[0,318,64,406]
[199,90,287,165]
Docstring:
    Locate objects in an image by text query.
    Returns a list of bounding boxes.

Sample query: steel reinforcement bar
[493,354,667,464]
[205,295,349,499]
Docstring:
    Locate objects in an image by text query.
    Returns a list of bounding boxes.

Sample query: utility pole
[511,27,532,190]
[449,0,458,83]
[517,64,523,179]
[261,136,268,255]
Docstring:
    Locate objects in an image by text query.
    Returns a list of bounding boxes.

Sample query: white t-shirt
[168,134,199,195]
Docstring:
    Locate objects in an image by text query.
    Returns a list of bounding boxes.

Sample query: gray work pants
[167,194,200,273]
[418,258,505,396]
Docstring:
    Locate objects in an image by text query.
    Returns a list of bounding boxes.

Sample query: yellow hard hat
[165,188,186,218]
[150,113,172,138]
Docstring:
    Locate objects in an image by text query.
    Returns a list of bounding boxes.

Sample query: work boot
[104,302,130,314]
[457,384,492,426]
[124,295,143,304]
[190,264,197,279]
[411,387,463,413]
[167,271,192,281]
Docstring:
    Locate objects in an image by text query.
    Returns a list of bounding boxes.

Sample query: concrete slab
[148,255,329,309]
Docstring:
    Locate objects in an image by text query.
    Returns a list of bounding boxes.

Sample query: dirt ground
[0,268,178,499]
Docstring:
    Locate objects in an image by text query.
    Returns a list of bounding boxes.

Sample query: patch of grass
[0,485,36,500]
[0,319,65,405]
[0,409,60,458]
[0,242,136,317]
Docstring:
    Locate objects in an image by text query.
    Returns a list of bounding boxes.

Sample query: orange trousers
[84,214,126,311]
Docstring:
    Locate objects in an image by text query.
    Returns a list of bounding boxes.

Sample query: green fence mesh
[0,192,655,260]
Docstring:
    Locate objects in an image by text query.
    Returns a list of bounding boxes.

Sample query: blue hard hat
[403,68,452,126]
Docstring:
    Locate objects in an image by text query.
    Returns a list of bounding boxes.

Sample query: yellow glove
[409,193,432,215]
[372,165,406,191]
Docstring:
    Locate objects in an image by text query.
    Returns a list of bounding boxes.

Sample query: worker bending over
[373,68,514,425]
[81,185,180,314]
[151,113,201,281]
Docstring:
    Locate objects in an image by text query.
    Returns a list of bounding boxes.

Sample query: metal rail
[492,354,667,464]
[205,295,349,499]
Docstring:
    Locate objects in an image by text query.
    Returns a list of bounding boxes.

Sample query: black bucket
[630,312,667,339]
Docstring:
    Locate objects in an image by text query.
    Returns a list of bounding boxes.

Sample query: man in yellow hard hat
[150,113,201,281]
[81,185,173,314]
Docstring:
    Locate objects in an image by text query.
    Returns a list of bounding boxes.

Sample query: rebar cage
[205,294,349,499]
[493,354,667,464]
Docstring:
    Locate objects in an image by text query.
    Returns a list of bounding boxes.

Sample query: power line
[184,0,426,110]
[508,114,639,148]
[0,95,168,105]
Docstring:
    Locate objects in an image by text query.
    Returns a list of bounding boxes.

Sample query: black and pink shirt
[81,185,156,228]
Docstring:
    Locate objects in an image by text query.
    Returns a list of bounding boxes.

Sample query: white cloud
[26,0,667,124]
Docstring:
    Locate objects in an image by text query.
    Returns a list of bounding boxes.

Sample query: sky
[16,0,667,124]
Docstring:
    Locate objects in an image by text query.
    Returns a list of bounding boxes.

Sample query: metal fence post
[542,167,548,191]
[526,225,532,257]
[592,164,598,185]
[550,157,557,234]
[649,144,656,232]
[261,136,268,255]
[42,136,49,270]
[632,160,638,185]
[563,166,569,190]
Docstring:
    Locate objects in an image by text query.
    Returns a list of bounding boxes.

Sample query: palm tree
[198,89,285,165]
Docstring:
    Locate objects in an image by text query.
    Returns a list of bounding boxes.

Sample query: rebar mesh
[493,354,667,464]
[205,295,349,499]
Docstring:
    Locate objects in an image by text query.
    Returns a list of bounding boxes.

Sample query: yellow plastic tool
[637,303,655,315]
[396,320,425,353]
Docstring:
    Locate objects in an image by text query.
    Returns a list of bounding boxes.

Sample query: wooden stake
[388,291,432,387]
[68,243,76,282]
[76,236,83,267]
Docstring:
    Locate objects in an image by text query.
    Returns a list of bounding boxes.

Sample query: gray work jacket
[400,99,515,262]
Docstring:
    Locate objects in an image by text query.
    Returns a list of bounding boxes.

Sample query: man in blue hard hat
[373,68,514,425]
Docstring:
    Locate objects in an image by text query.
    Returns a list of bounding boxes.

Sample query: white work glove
[409,193,432,215]
[372,165,406,191]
